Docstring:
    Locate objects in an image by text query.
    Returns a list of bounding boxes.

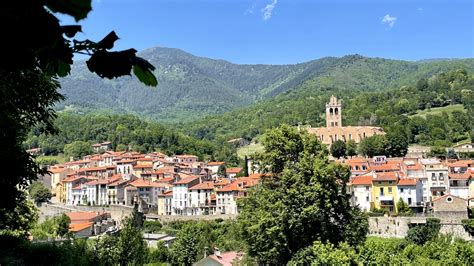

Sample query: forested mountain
[180,69,474,149]
[58,47,474,122]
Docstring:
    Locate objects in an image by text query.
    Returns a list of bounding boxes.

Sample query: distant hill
[58,47,474,123]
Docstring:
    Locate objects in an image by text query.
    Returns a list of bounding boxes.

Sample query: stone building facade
[308,96,385,145]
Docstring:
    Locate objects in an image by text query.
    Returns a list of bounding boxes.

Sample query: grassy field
[409,104,465,118]
[36,155,67,164]
[237,143,264,159]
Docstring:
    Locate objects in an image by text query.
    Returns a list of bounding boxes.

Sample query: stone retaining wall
[368,216,473,241]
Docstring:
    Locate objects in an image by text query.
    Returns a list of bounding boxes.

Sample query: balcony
[378,195,394,201]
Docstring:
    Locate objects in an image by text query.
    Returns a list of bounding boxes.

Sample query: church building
[307,96,384,145]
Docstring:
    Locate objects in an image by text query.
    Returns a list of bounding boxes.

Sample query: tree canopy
[237,125,368,264]
[1,0,157,232]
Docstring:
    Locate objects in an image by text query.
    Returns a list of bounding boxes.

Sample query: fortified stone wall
[368,216,473,241]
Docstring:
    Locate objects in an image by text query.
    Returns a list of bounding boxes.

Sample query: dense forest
[25,113,238,163]
[181,68,474,149]
[58,48,474,123]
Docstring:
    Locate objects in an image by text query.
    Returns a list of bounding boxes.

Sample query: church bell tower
[326,95,342,128]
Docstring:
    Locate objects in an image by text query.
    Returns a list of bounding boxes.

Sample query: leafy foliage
[396,199,413,216]
[406,218,441,245]
[30,214,71,240]
[63,141,93,160]
[330,139,346,158]
[237,125,367,264]
[1,0,156,236]
[25,112,238,163]
[28,182,52,204]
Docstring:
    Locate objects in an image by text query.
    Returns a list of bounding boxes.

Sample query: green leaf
[45,0,93,22]
[133,65,158,87]
[97,31,119,50]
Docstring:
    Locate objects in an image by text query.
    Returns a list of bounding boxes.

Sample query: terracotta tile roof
[129,178,167,188]
[398,178,417,186]
[189,182,215,190]
[69,222,93,233]
[174,176,200,185]
[207,161,225,166]
[217,177,259,192]
[373,172,398,181]
[351,174,373,185]
[133,163,153,169]
[72,184,82,190]
[158,177,175,184]
[62,175,87,182]
[448,160,473,167]
[176,154,198,158]
[226,167,242,174]
[448,173,471,180]
[66,212,102,223]
[346,158,369,164]
[49,167,67,174]
[158,190,173,197]
[369,163,400,172]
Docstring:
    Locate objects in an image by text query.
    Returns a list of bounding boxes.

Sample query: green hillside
[409,104,465,118]
[182,68,474,148]
[58,47,474,123]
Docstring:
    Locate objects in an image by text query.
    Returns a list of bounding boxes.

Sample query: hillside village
[44,149,260,217]
[43,146,474,217]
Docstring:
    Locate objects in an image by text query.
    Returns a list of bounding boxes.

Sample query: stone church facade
[308,96,385,145]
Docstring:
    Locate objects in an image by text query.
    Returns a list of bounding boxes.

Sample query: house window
[400,188,404,193]
[431,173,436,181]
[355,166,359,170]
[365,186,370,191]
[362,166,367,170]
[408,198,412,205]
[366,196,369,202]
[388,187,392,193]
[380,188,384,196]
[388,181,393,184]
[349,134,352,140]
[439,173,444,180]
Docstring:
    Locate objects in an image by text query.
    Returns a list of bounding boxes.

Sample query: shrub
[406,218,441,245]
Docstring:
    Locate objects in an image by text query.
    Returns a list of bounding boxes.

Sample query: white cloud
[245,4,255,15]
[417,7,423,13]
[262,0,278,21]
[381,14,397,28]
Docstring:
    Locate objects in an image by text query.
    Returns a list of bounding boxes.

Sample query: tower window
[335,108,338,115]
[329,108,333,115]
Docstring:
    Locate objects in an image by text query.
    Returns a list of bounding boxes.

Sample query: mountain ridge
[58,46,474,123]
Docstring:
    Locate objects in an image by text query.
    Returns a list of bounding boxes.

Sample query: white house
[448,173,470,199]
[397,178,423,207]
[189,182,215,215]
[172,176,200,215]
[349,173,373,212]
[216,177,259,215]
[421,158,449,202]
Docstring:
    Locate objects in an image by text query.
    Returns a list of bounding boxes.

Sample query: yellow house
[49,166,72,196]
[372,172,399,212]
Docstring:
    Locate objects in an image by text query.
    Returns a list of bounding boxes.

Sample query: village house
[344,158,369,177]
[157,190,173,215]
[372,172,399,212]
[397,178,423,208]
[189,182,216,215]
[172,176,200,215]
[124,178,169,208]
[421,158,449,201]
[92,141,112,153]
[216,176,260,215]
[225,167,242,179]
[349,173,373,212]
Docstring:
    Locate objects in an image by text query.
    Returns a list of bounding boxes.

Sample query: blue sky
[61,0,473,64]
